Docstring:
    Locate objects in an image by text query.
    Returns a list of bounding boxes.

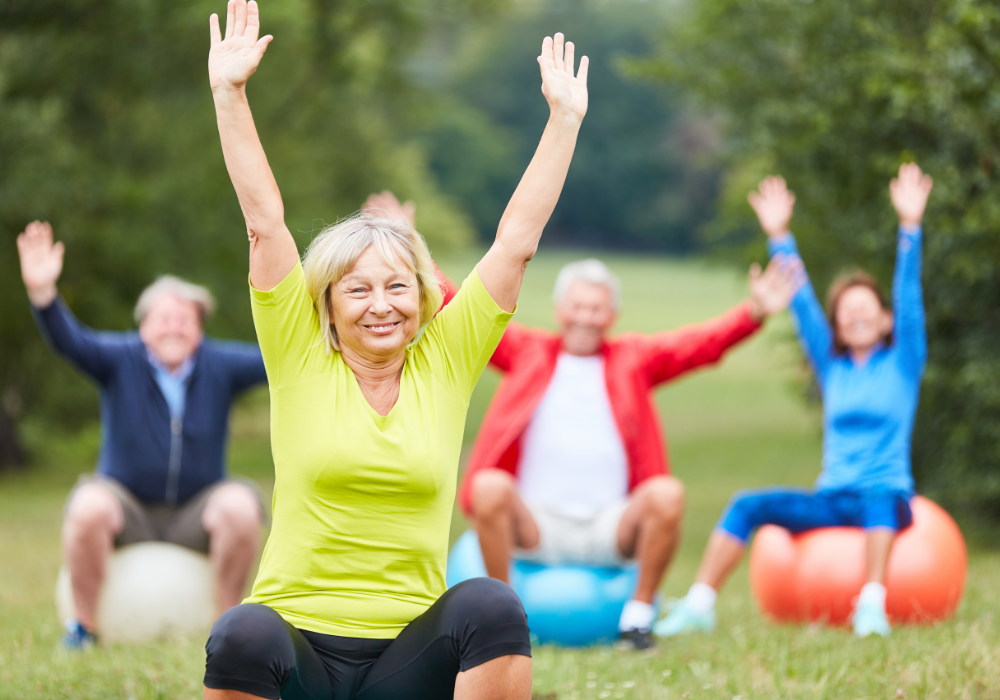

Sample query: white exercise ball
[55,542,216,643]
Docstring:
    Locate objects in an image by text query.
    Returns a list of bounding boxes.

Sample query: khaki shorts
[66,475,266,554]
[515,499,630,567]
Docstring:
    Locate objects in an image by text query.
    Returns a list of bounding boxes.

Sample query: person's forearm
[892,225,925,331]
[494,113,581,260]
[212,87,286,239]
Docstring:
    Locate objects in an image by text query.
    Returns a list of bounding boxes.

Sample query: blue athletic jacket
[33,298,268,504]
[768,226,926,494]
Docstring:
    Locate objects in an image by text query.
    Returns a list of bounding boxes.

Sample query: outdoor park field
[2,251,998,699]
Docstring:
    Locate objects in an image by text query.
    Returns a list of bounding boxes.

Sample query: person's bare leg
[203,483,263,614]
[62,483,124,630]
[455,654,532,700]
[616,476,685,604]
[204,690,264,700]
[470,470,539,584]
[694,531,746,591]
[864,528,895,584]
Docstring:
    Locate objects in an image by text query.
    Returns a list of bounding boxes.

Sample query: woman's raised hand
[748,176,796,238]
[17,221,64,308]
[538,33,589,122]
[209,0,273,92]
[890,163,933,228]
[747,254,805,320]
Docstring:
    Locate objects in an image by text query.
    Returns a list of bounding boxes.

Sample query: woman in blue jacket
[657,163,933,638]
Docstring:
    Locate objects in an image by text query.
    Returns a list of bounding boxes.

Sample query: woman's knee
[718,490,764,541]
[206,603,291,673]
[447,577,528,632]
[725,490,764,519]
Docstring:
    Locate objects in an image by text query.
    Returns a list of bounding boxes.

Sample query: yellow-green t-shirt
[245,262,512,639]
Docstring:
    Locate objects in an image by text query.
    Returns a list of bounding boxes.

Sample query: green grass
[2,251,998,699]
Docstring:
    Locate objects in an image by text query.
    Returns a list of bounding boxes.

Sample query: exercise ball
[749,496,966,625]
[56,542,216,643]
[447,530,644,646]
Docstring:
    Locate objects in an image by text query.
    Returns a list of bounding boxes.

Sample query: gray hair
[134,276,216,324]
[553,259,621,309]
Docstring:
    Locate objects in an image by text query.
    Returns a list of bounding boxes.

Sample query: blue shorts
[717,487,914,544]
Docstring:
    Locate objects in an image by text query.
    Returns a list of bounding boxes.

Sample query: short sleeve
[412,266,514,400]
[250,262,329,388]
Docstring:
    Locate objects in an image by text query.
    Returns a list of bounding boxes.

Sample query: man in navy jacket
[17,220,268,649]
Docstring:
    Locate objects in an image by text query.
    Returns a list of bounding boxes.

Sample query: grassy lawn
[2,251,997,699]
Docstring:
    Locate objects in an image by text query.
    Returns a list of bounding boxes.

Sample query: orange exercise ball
[749,496,966,625]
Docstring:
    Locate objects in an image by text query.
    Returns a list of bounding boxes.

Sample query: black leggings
[204,578,531,700]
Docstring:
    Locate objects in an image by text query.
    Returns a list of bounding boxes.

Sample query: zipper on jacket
[165,417,183,506]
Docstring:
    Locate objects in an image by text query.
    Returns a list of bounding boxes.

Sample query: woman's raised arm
[209,0,298,291]
[477,34,589,312]
[750,176,835,383]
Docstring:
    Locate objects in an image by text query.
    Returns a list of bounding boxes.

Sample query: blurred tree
[639,0,1000,527]
[0,0,501,467]
[416,0,720,252]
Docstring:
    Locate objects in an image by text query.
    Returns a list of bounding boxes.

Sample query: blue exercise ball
[446,530,645,647]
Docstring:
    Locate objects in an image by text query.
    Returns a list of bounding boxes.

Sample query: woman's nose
[370,293,392,315]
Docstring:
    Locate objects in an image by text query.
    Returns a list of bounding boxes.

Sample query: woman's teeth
[367,323,398,332]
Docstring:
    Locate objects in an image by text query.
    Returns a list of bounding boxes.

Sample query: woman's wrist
[212,84,248,103]
[547,109,584,131]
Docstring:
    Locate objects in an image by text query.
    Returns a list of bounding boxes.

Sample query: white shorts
[515,499,631,567]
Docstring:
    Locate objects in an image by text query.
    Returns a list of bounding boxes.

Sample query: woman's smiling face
[834,284,893,355]
[329,245,422,362]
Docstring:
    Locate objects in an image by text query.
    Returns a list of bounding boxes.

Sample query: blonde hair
[302,213,444,353]
[134,276,215,324]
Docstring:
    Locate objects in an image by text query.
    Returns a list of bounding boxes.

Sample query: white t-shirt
[517,353,629,517]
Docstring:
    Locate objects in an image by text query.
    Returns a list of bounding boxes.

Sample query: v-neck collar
[344,360,406,423]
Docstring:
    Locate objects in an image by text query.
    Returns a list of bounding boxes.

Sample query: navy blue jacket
[34,298,268,504]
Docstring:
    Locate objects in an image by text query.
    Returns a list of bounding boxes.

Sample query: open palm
[890,163,933,227]
[748,254,804,317]
[748,176,796,238]
[17,221,64,306]
[538,33,589,120]
[209,0,273,91]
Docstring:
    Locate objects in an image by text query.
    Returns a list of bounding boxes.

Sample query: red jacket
[447,270,763,516]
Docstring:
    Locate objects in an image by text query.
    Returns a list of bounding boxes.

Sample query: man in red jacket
[363,192,800,649]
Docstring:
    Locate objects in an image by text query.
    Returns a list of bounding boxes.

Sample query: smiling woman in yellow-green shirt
[201,1,591,699]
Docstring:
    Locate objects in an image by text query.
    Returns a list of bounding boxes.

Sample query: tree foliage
[0,0,496,463]
[418,0,720,252]
[642,0,1000,527]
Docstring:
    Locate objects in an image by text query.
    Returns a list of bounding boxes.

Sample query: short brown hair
[825,271,891,355]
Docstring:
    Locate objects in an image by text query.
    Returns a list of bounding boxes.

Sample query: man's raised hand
[209,0,273,92]
[747,254,804,321]
[748,176,795,238]
[17,221,64,308]
[890,163,933,228]
[363,191,417,229]
[538,33,589,122]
